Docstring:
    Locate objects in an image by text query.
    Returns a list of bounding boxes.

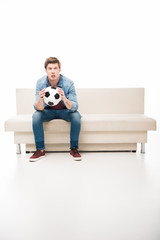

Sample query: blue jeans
[32,109,81,150]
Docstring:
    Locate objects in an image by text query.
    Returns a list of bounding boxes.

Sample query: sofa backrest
[16,88,144,114]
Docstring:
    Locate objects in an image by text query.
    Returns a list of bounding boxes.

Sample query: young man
[30,57,82,161]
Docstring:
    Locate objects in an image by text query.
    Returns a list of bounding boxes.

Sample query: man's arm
[58,88,72,110]
[63,98,72,110]
[35,88,46,111]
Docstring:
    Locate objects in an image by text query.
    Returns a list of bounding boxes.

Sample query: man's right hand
[36,88,46,111]
[39,88,46,100]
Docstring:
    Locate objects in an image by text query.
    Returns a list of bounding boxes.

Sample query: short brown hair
[44,57,61,69]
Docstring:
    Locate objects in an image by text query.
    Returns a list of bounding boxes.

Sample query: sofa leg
[141,143,145,154]
[16,144,21,154]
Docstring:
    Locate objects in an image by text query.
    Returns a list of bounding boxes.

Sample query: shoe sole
[29,155,45,162]
[73,158,82,161]
[70,155,82,161]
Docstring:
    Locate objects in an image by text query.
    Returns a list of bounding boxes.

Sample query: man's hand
[57,88,72,110]
[35,88,46,111]
[39,88,46,100]
[57,88,66,101]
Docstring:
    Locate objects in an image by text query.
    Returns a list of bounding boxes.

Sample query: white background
[0,0,160,124]
[0,2,160,239]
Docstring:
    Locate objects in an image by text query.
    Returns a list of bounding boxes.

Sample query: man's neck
[50,83,58,87]
[48,76,60,87]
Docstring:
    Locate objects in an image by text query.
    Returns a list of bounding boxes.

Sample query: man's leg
[58,110,82,160]
[32,109,57,150]
[32,111,45,150]
[30,109,57,161]
[69,111,81,160]
[57,110,81,149]
[69,111,81,149]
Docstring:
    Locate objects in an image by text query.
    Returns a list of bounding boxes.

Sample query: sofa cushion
[5,114,156,132]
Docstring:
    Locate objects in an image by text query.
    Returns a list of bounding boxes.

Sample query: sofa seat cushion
[82,114,156,131]
[5,114,156,132]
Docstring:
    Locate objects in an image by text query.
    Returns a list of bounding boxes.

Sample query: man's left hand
[57,88,66,101]
[57,87,72,110]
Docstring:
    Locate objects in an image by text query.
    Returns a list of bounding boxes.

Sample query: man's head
[44,57,61,70]
[44,57,61,87]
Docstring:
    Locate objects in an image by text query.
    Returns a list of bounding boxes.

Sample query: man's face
[46,63,61,86]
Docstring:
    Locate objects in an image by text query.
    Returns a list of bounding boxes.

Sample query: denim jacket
[34,74,79,112]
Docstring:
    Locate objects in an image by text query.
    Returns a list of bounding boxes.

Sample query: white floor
[0,130,160,240]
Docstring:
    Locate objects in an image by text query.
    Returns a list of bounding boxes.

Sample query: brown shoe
[29,150,45,162]
[70,149,82,161]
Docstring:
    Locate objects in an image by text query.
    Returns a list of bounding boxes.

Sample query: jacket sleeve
[67,82,79,112]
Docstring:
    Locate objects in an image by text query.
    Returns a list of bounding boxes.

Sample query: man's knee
[70,111,81,123]
[32,111,43,123]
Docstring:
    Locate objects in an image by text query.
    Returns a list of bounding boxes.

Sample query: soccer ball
[44,86,61,106]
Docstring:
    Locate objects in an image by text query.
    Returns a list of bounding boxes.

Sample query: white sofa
[5,88,156,153]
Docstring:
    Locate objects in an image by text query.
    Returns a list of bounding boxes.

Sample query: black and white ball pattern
[44,86,61,106]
